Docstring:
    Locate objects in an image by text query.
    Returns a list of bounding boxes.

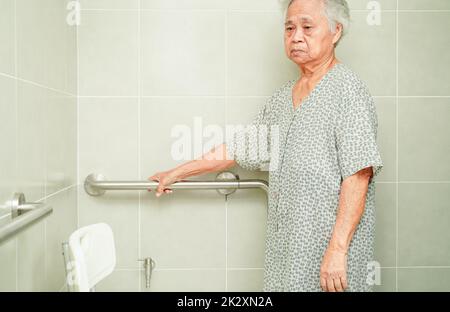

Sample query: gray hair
[283,0,351,46]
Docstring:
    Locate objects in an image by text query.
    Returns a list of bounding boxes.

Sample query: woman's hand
[319,247,348,292]
[147,170,183,197]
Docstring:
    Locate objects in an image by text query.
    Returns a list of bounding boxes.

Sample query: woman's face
[284,0,341,66]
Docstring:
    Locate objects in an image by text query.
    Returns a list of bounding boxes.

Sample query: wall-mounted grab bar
[0,193,53,243]
[84,171,269,196]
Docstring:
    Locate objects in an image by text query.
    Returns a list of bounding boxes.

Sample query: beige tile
[17,82,46,202]
[398,268,450,291]
[140,97,226,176]
[141,0,225,10]
[336,11,396,96]
[398,12,450,96]
[373,268,396,292]
[141,269,226,292]
[227,190,268,268]
[141,190,226,269]
[141,10,226,96]
[0,76,16,218]
[78,190,139,269]
[231,0,287,10]
[78,10,138,96]
[17,220,46,291]
[44,186,78,291]
[226,97,270,125]
[374,98,396,182]
[0,236,17,291]
[399,0,450,10]
[227,269,264,292]
[141,0,397,11]
[16,0,76,93]
[78,97,139,269]
[45,94,77,195]
[228,11,298,96]
[398,183,450,266]
[95,270,140,291]
[347,0,397,10]
[79,0,139,9]
[0,0,15,75]
[373,183,396,268]
[79,97,139,180]
[398,98,450,181]
[142,0,286,10]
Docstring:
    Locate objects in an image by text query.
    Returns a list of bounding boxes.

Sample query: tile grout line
[0,72,76,98]
[394,96,450,98]
[395,0,399,292]
[377,181,450,184]
[43,0,49,287]
[113,265,450,271]
[76,1,80,230]
[383,266,450,269]
[115,267,265,271]
[77,95,273,99]
[77,8,450,13]
[396,181,450,183]
[14,0,18,292]
[72,94,450,99]
[374,181,450,184]
[224,8,229,293]
[36,183,78,203]
[44,205,48,289]
[137,0,142,292]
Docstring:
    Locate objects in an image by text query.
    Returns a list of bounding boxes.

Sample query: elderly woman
[149,0,383,292]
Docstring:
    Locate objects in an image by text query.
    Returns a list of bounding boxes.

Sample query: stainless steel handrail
[84,172,269,196]
[0,193,53,243]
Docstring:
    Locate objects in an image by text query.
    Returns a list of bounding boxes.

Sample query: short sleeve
[336,85,383,181]
[225,99,273,171]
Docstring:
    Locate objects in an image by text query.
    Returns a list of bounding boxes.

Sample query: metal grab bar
[0,193,53,243]
[84,171,269,197]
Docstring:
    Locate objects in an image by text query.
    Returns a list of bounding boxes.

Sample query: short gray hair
[284,0,351,46]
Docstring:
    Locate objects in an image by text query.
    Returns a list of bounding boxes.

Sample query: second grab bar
[0,193,53,243]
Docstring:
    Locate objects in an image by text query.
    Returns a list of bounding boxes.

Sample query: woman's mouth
[291,49,305,55]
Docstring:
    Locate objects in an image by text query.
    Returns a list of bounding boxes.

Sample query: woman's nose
[292,29,305,43]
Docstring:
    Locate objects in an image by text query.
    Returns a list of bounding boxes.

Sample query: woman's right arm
[148,143,236,197]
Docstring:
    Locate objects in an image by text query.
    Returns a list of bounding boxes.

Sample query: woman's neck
[299,54,338,80]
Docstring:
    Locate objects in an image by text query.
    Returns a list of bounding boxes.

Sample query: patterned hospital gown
[226,63,384,292]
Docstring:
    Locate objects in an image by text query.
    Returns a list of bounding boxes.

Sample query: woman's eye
[304,26,312,30]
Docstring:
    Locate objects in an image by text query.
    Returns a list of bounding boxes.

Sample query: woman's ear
[332,23,343,46]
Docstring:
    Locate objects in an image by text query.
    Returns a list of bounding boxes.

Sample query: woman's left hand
[319,247,348,292]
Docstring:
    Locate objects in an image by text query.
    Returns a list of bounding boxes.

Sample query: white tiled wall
[0,0,77,291]
[78,11,139,96]
[1,0,449,292]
